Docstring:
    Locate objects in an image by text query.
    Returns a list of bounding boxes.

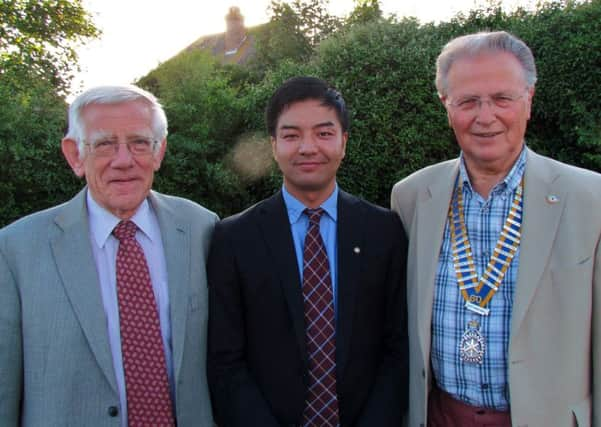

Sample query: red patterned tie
[113,220,175,427]
[301,208,339,427]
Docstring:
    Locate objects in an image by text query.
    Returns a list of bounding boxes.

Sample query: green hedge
[2,0,600,226]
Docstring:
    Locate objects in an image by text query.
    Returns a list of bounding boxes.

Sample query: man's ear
[61,138,85,177]
[153,138,167,171]
[440,95,453,126]
[341,132,348,158]
[525,86,536,120]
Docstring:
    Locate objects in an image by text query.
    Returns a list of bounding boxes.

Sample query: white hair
[65,84,168,154]
[436,31,537,97]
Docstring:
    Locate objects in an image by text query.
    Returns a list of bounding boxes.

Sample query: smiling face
[442,51,534,175]
[62,100,166,219]
[271,99,347,207]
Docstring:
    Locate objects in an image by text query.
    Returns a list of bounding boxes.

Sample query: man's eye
[318,131,334,137]
[282,134,298,140]
[95,140,114,148]
[458,98,478,109]
[493,95,513,106]
[131,139,151,147]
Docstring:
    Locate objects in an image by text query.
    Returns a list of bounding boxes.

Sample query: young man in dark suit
[207,76,408,427]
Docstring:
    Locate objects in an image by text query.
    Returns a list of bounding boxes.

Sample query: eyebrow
[456,89,520,98]
[278,121,336,131]
[88,131,153,142]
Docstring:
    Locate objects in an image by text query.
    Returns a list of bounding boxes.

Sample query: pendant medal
[459,319,485,364]
[449,177,524,365]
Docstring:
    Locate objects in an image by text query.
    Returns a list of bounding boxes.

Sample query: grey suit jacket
[0,188,218,426]
[391,148,601,427]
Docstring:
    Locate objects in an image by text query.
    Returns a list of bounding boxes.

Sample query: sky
[71,0,528,99]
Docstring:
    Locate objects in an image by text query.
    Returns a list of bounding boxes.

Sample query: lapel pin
[546,195,559,204]
[353,247,361,254]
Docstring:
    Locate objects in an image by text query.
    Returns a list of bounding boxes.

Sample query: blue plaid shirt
[431,148,527,410]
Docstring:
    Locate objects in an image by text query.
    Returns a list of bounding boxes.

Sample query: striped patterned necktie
[113,220,175,427]
[301,208,339,427]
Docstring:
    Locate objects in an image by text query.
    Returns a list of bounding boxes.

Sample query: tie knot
[113,220,138,241]
[304,208,324,225]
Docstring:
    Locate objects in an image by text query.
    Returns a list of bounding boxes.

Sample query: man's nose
[111,142,135,164]
[475,99,497,123]
[298,137,318,154]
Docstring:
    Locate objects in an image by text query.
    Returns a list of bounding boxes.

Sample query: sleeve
[0,246,23,425]
[206,222,280,427]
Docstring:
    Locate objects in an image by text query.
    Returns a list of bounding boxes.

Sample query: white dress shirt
[87,191,173,426]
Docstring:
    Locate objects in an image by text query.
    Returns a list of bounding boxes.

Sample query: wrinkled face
[62,100,166,219]
[271,99,347,206]
[442,52,534,173]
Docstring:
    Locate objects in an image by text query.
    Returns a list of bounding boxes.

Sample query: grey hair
[435,31,537,97]
[65,84,168,154]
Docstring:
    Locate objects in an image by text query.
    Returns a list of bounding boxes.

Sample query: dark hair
[265,76,349,136]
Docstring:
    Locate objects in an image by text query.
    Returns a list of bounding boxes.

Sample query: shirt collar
[458,145,527,196]
[86,190,158,248]
[281,184,339,225]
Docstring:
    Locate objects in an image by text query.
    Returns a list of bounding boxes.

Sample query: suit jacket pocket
[570,395,591,427]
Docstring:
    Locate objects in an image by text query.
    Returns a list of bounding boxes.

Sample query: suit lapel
[51,189,118,393]
[257,193,307,361]
[510,149,566,338]
[150,192,191,383]
[415,161,458,366]
[335,191,363,376]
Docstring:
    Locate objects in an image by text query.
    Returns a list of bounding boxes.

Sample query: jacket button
[422,369,426,378]
[107,406,119,417]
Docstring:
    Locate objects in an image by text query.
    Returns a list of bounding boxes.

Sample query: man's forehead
[81,99,150,114]
[277,100,340,128]
[447,52,527,92]
[81,101,154,134]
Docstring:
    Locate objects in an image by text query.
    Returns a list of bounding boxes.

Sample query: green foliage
[513,0,601,171]
[345,0,384,26]
[0,0,99,95]
[0,80,81,226]
[278,0,342,47]
[250,0,341,74]
[137,50,255,215]
[3,0,601,225]
[316,19,453,205]
[0,0,99,226]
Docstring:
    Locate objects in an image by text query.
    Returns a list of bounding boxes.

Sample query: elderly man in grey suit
[392,31,600,426]
[0,85,217,426]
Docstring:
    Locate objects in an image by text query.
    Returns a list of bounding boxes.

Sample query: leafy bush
[316,19,453,205]
[0,81,81,226]
[2,0,600,225]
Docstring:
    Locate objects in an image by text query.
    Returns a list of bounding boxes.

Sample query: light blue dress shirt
[87,192,173,426]
[431,148,526,410]
[282,185,339,314]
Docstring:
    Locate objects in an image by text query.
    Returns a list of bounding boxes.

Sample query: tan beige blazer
[391,148,600,427]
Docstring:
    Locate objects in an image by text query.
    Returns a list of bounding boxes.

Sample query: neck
[464,153,521,198]
[466,171,504,199]
[283,182,335,209]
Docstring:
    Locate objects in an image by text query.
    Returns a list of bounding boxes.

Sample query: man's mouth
[472,131,503,138]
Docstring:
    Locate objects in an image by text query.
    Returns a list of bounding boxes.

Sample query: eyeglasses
[85,138,157,157]
[446,91,527,114]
